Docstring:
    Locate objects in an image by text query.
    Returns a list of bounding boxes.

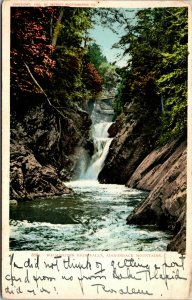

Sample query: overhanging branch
[23,61,68,120]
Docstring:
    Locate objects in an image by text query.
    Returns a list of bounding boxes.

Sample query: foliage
[156,8,188,142]
[83,63,103,97]
[86,43,107,71]
[114,7,188,143]
[49,7,93,104]
[11,7,94,107]
[11,6,187,144]
[11,7,128,108]
[11,7,58,93]
[99,63,120,91]
[85,42,120,98]
[90,8,131,32]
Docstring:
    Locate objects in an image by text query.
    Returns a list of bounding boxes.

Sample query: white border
[2,1,192,299]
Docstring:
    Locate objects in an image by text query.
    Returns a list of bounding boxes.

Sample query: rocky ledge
[10,94,92,201]
[10,144,72,201]
[126,138,186,253]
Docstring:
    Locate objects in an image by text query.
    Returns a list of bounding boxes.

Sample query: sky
[89,25,128,67]
[89,9,137,67]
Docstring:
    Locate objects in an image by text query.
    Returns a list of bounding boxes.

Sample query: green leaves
[113,7,188,143]
[86,43,107,72]
[156,8,188,141]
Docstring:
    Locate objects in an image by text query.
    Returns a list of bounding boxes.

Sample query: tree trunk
[52,8,64,47]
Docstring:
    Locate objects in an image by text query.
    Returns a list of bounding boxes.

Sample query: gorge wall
[98,104,187,253]
[10,92,92,201]
[126,138,186,254]
[98,103,158,184]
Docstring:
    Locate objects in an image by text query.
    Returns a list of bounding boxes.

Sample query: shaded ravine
[9,101,173,251]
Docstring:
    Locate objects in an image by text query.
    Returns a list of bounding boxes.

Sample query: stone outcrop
[127,138,185,191]
[10,144,72,201]
[126,138,186,253]
[10,94,92,200]
[98,105,156,184]
[167,223,186,253]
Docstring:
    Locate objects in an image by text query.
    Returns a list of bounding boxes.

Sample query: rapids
[9,101,173,251]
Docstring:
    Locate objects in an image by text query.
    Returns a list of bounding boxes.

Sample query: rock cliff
[126,138,186,253]
[10,144,72,200]
[10,93,91,201]
[98,104,157,184]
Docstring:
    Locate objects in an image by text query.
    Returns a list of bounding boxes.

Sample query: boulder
[10,144,72,201]
[107,122,119,137]
[107,115,125,138]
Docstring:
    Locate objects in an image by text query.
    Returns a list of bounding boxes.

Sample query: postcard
[2,0,192,299]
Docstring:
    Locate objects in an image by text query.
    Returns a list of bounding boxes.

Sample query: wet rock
[98,116,155,184]
[126,139,186,253]
[108,116,125,138]
[10,96,92,200]
[84,139,94,156]
[60,167,72,181]
[10,200,18,206]
[10,144,72,201]
[127,138,185,191]
[108,122,120,137]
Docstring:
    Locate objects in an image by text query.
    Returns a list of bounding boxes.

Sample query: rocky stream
[10,98,186,253]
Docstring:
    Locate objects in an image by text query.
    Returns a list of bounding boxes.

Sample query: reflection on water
[10,180,172,251]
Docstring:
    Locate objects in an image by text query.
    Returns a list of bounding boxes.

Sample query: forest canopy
[11,6,188,143]
[113,7,188,143]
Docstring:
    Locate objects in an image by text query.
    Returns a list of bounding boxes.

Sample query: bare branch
[23,61,68,120]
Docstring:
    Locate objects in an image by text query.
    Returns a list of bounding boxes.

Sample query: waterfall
[80,122,113,180]
[78,102,114,180]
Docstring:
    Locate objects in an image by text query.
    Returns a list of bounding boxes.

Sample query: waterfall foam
[80,121,113,180]
[78,102,114,180]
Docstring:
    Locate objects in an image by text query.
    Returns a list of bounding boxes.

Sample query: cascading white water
[79,102,114,180]
[80,121,113,179]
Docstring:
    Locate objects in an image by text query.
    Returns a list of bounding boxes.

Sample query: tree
[86,42,107,71]
[156,8,188,141]
[11,7,131,107]
[99,63,120,91]
[83,63,103,98]
[113,7,188,143]
[11,7,58,94]
[49,7,93,104]
[11,7,93,107]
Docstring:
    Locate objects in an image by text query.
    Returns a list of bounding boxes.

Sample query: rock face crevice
[10,94,92,201]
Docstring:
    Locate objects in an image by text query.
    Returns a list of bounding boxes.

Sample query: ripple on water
[9,181,173,251]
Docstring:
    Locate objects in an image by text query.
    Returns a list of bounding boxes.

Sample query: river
[10,102,172,251]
